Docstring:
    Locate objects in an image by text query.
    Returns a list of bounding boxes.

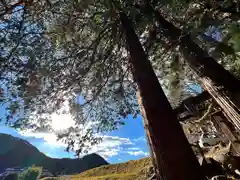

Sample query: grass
[69,173,137,180]
[41,178,59,180]
[44,157,152,180]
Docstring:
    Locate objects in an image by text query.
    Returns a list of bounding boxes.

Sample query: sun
[50,113,75,131]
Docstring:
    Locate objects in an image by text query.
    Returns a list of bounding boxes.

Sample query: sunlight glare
[50,113,75,131]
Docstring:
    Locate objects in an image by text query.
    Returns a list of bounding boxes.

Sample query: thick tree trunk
[211,111,240,155]
[120,12,206,180]
[144,6,240,133]
[204,1,240,19]
[201,78,240,131]
[137,91,158,176]
[150,8,240,93]
[174,91,211,120]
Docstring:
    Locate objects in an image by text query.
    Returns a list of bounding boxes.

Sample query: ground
[42,158,153,180]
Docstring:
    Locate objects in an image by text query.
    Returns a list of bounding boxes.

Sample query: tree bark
[120,12,206,180]
[150,8,240,93]
[210,111,240,155]
[174,91,211,120]
[142,6,240,133]
[201,78,240,131]
[137,91,158,177]
[204,1,240,19]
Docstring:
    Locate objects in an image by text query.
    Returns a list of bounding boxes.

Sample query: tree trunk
[120,12,206,180]
[174,91,211,120]
[201,78,240,131]
[204,1,240,19]
[210,111,240,155]
[150,8,240,93]
[137,91,158,176]
[143,6,240,133]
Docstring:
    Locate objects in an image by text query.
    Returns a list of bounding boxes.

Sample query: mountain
[55,157,154,180]
[0,133,108,175]
[45,144,240,180]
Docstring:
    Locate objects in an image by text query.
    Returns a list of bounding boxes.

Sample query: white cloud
[20,103,78,148]
[20,129,137,160]
[87,135,134,159]
[20,131,66,148]
[18,102,148,160]
[128,147,140,151]
[126,146,149,157]
[26,100,76,132]
[102,136,133,146]
[133,136,147,142]
[127,150,149,157]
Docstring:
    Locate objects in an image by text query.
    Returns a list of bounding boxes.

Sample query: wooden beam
[174,91,211,121]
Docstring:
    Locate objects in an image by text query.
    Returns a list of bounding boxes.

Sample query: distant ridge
[0,133,108,175]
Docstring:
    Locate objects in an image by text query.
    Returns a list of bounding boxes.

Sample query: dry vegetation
[53,158,153,180]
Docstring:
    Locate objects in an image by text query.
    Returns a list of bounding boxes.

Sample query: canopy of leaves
[0,0,239,155]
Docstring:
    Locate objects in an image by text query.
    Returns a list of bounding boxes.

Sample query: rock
[147,166,154,175]
[204,142,231,163]
[148,173,156,180]
[210,175,226,180]
[210,175,240,180]
[138,165,155,180]
[199,133,221,148]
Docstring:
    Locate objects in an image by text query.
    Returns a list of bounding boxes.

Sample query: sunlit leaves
[228,24,240,52]
[1,0,240,156]
[0,0,141,156]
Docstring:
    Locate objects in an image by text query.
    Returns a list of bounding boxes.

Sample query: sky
[0,114,149,164]
[0,78,202,165]
[0,4,213,165]
[0,5,151,164]
[0,85,201,164]
[0,5,150,164]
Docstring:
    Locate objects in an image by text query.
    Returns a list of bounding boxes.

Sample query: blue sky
[0,82,202,165]
[0,3,216,165]
[0,114,149,164]
[0,3,220,166]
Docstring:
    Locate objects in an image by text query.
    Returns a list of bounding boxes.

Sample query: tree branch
[0,0,24,17]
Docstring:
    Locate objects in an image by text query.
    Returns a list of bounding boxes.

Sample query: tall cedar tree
[138,3,240,131]
[120,12,206,180]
